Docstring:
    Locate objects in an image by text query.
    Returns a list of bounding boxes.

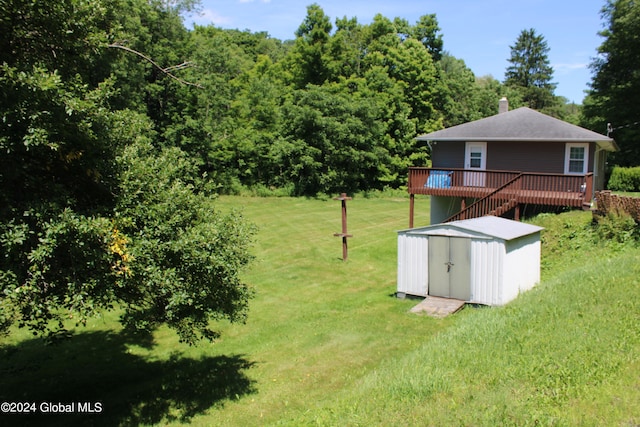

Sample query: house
[408,98,619,226]
[397,216,543,305]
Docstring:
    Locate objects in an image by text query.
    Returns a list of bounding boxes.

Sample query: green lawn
[612,191,640,197]
[0,196,638,426]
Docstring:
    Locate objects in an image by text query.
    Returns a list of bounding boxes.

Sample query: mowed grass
[0,195,443,426]
[0,197,638,426]
[201,196,441,426]
[284,211,640,426]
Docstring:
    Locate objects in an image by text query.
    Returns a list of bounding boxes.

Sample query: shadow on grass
[0,330,256,426]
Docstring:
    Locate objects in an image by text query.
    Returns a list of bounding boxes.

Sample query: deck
[419,186,585,206]
[408,168,593,225]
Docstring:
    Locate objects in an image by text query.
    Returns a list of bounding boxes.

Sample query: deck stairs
[490,198,519,216]
[445,174,523,222]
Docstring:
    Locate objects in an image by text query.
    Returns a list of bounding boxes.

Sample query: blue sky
[185,0,607,104]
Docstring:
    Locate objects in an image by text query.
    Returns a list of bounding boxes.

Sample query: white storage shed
[397,216,543,306]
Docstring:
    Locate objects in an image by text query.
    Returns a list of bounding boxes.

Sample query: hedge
[607,166,640,192]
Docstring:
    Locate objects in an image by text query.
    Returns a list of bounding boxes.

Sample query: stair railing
[444,173,523,222]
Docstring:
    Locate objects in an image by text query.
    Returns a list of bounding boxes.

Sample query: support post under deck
[409,194,415,228]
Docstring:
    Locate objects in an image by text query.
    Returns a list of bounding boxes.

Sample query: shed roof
[401,216,543,241]
[416,107,618,151]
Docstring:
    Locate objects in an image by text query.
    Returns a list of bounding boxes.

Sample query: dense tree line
[582,0,640,166]
[0,0,603,342]
[1,1,577,200]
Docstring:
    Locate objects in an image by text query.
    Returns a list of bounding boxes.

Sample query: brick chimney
[499,97,509,114]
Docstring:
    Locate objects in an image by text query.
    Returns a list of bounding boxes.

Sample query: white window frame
[564,143,589,175]
[464,141,487,187]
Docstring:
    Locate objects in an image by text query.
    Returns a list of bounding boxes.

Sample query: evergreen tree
[504,28,557,111]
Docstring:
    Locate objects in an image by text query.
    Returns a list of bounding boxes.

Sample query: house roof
[400,215,543,241]
[417,107,618,151]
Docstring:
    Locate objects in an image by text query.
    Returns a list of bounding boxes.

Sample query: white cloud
[194,8,232,25]
[553,62,589,75]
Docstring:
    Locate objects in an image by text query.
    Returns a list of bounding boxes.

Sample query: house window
[564,143,589,175]
[469,151,482,168]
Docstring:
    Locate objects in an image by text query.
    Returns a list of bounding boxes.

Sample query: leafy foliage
[0,0,122,337]
[0,0,256,344]
[608,166,640,191]
[582,0,640,166]
[436,55,508,126]
[279,80,396,195]
[592,211,639,245]
[0,210,116,336]
[114,140,255,343]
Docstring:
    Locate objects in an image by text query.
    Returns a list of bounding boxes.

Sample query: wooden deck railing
[408,168,520,197]
[408,168,594,226]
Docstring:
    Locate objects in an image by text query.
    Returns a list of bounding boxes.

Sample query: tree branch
[108,42,203,88]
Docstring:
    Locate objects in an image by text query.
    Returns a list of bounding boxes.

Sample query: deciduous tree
[0,0,256,345]
[582,0,640,165]
[289,3,333,87]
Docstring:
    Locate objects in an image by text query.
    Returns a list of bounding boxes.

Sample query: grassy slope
[283,213,640,426]
[0,197,638,426]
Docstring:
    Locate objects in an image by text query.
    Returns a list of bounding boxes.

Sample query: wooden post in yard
[409,194,415,228]
[333,193,353,261]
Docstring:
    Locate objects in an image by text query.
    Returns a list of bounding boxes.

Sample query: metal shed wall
[503,233,542,301]
[396,232,428,297]
[397,217,542,306]
[468,239,505,305]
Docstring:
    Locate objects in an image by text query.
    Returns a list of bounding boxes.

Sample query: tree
[504,28,557,111]
[582,0,640,166]
[327,16,366,80]
[278,80,392,195]
[362,15,442,134]
[436,55,492,126]
[410,14,443,61]
[0,0,256,344]
[385,38,442,133]
[106,0,194,136]
[289,3,333,87]
[224,55,289,188]
[113,137,255,344]
[0,0,123,336]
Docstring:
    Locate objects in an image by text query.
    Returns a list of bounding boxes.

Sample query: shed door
[428,236,471,301]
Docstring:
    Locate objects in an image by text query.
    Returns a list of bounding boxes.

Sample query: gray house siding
[431,141,464,168]
[486,142,566,173]
[594,149,608,190]
[589,144,596,174]
[432,141,596,175]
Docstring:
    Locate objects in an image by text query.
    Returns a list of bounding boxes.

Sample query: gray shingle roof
[417,107,618,151]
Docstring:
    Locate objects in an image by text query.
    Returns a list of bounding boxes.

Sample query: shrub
[607,166,640,191]
[592,212,639,244]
